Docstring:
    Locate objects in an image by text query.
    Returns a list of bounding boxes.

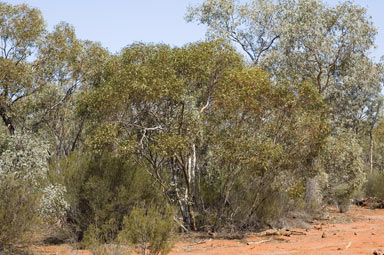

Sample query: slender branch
[200,98,210,114]
[32,82,78,129]
[0,106,15,135]
[255,35,280,64]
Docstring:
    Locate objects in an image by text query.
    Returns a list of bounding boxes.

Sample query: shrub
[0,131,49,250]
[118,205,176,255]
[82,222,129,255]
[0,174,41,250]
[196,164,303,231]
[320,132,365,213]
[366,171,384,200]
[331,183,352,213]
[51,151,164,242]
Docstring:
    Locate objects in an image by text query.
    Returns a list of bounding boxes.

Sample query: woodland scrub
[0,1,383,252]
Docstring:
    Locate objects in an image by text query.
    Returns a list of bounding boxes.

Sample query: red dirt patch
[32,206,384,255]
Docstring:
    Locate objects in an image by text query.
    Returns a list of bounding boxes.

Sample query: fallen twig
[346,241,352,249]
[187,239,213,246]
[247,239,272,245]
[290,230,307,236]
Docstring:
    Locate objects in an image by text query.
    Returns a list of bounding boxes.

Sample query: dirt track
[33,206,384,255]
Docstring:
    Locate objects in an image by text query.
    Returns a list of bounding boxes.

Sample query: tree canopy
[0,0,383,250]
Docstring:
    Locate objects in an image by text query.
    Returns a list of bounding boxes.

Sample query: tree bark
[0,106,15,135]
[179,155,197,231]
[370,130,374,174]
[305,176,322,213]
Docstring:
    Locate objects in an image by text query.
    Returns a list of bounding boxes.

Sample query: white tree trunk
[305,176,322,213]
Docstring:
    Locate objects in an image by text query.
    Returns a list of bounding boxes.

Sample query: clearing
[32,205,384,255]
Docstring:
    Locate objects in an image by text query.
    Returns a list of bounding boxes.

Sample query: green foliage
[186,0,280,64]
[79,40,244,231]
[331,184,352,213]
[51,150,163,242]
[368,119,384,172]
[0,2,110,160]
[82,221,120,252]
[1,1,382,245]
[78,39,330,231]
[118,206,175,255]
[366,171,384,201]
[320,132,365,212]
[0,173,41,250]
[198,68,328,229]
[0,2,45,134]
[82,224,129,255]
[187,0,382,131]
[0,130,49,250]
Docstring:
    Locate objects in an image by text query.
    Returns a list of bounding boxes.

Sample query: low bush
[118,205,176,255]
[196,167,304,231]
[320,132,365,213]
[0,131,49,251]
[50,150,165,242]
[331,183,352,213]
[0,174,41,251]
[365,171,384,200]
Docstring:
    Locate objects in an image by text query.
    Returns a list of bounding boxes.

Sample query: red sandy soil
[32,205,384,255]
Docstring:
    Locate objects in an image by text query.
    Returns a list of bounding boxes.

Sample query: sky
[8,0,384,60]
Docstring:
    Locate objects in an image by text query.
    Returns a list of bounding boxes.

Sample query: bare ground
[31,205,384,255]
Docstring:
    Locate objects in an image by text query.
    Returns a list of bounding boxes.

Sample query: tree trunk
[183,155,197,231]
[370,130,374,174]
[0,106,15,135]
[305,176,322,213]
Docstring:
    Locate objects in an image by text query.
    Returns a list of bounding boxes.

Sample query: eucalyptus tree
[204,68,328,228]
[0,126,51,249]
[80,40,330,230]
[370,118,384,172]
[266,0,381,130]
[187,0,382,131]
[82,40,243,231]
[320,131,365,212]
[0,2,109,157]
[186,0,283,65]
[0,4,112,246]
[28,22,110,157]
[187,0,384,213]
[0,2,45,134]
